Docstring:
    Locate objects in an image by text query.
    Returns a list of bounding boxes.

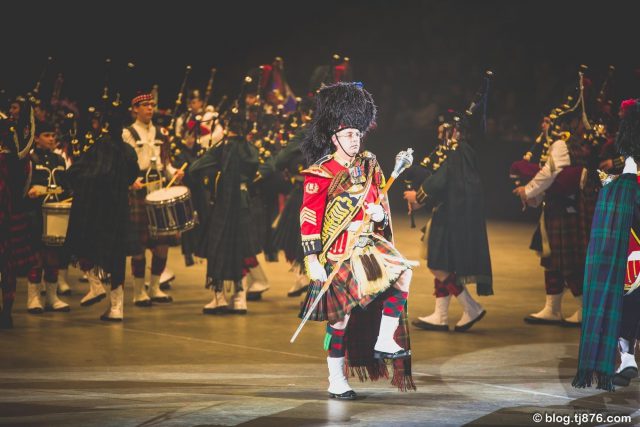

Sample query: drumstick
[60,197,73,203]
[166,163,188,189]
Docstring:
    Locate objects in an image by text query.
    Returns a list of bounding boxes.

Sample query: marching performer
[573,98,640,391]
[513,115,600,327]
[25,121,71,314]
[405,111,493,332]
[175,89,224,149]
[189,96,260,315]
[66,107,140,322]
[123,91,184,307]
[0,103,38,328]
[298,82,416,399]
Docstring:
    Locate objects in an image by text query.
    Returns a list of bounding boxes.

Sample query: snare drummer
[123,91,184,306]
[25,121,71,314]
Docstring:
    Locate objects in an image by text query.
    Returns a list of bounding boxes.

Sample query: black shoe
[45,305,71,313]
[151,296,173,303]
[159,282,172,291]
[561,319,582,328]
[523,315,563,325]
[613,374,631,387]
[373,349,411,360]
[228,308,248,315]
[288,284,309,298]
[27,307,44,314]
[134,299,153,307]
[455,310,487,332]
[80,293,107,307]
[412,319,449,332]
[203,306,229,315]
[100,314,123,322]
[613,366,639,387]
[329,390,357,400]
[57,289,72,296]
[247,292,263,301]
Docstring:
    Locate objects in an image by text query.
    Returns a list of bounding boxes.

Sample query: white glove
[623,157,638,175]
[365,203,385,223]
[306,257,328,282]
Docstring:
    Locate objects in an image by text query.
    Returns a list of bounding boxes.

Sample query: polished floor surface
[1,218,639,426]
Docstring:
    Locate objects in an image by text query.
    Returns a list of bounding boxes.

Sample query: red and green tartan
[541,196,594,276]
[541,143,599,278]
[382,288,408,317]
[127,189,179,255]
[345,291,416,392]
[7,212,38,274]
[298,235,409,324]
[324,324,346,357]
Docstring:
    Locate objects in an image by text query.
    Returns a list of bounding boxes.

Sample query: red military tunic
[300,154,383,261]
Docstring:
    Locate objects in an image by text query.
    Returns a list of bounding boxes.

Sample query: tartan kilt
[6,211,38,274]
[126,189,179,256]
[299,233,412,324]
[541,188,597,275]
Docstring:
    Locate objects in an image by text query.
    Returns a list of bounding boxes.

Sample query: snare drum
[145,186,196,237]
[42,202,71,246]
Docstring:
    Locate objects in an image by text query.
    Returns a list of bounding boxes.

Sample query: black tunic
[189,136,259,290]
[272,130,306,266]
[28,147,70,250]
[173,143,208,261]
[65,136,139,277]
[419,140,493,295]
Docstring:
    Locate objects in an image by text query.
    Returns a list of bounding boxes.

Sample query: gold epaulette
[301,154,334,178]
[359,150,376,160]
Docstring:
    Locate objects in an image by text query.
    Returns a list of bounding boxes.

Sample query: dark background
[2,1,637,220]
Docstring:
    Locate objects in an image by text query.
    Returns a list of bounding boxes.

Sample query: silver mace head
[391,148,414,179]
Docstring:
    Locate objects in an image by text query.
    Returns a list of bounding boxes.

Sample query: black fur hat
[300,82,376,165]
[35,120,55,136]
[615,98,640,160]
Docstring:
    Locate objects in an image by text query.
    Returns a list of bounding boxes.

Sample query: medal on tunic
[349,165,365,185]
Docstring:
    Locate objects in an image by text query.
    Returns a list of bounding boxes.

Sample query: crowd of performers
[1,56,640,398]
[506,65,640,391]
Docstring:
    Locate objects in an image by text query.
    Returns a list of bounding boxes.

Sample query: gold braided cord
[16,106,36,159]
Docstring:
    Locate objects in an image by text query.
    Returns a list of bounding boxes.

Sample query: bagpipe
[509,65,598,197]
[419,70,493,178]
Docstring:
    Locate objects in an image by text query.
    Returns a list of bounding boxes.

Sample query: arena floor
[1,218,638,426]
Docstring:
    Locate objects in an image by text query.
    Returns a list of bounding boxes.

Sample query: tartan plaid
[540,143,598,276]
[382,289,408,317]
[573,174,637,391]
[7,212,38,274]
[325,325,346,357]
[345,292,416,391]
[298,234,410,324]
[127,189,179,255]
[541,191,596,276]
